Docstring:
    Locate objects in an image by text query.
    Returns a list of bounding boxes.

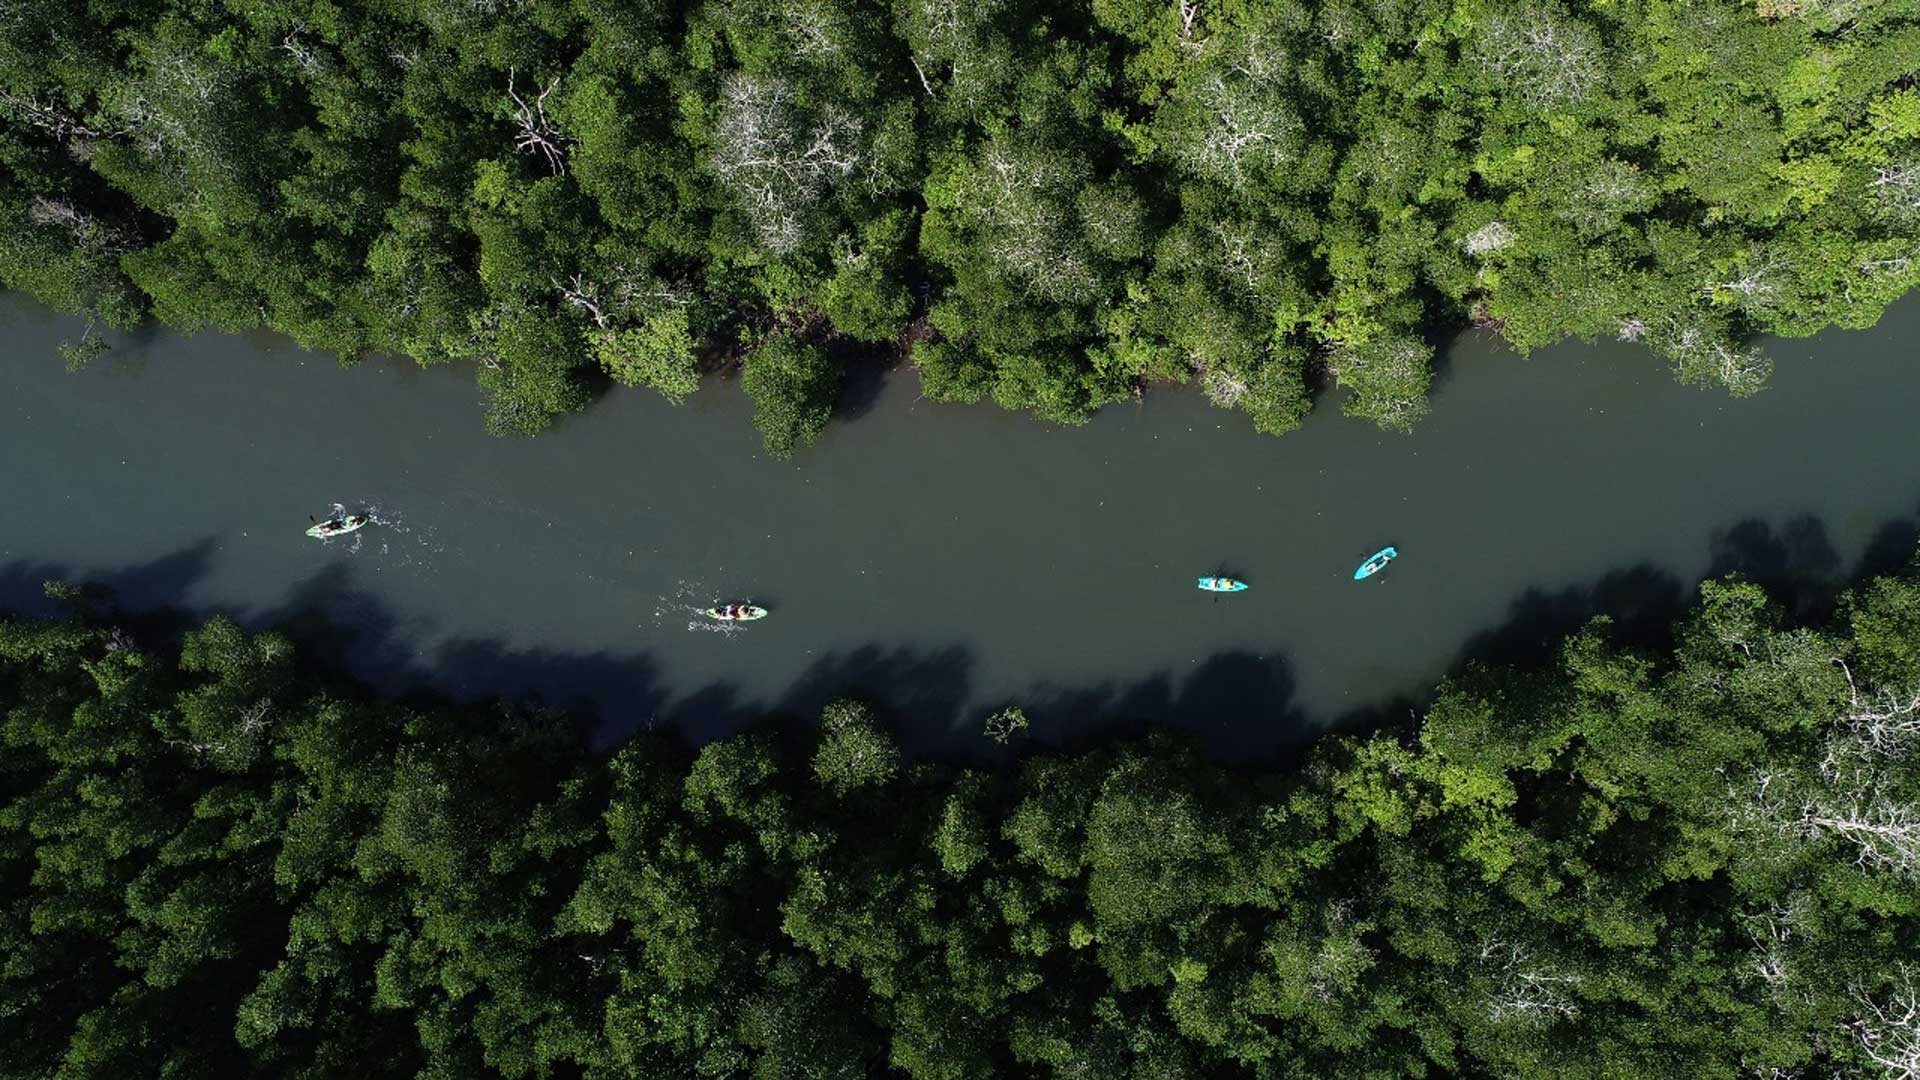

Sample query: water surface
[3,293,1916,756]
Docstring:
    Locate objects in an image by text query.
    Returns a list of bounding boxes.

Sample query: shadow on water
[1011,651,1310,761]
[1706,514,1844,623]
[1861,515,1920,581]
[1454,508,1920,679]
[261,563,694,749]
[0,539,1313,760]
[830,354,896,424]
[1454,563,1690,671]
[3,504,1916,766]
[779,643,975,743]
[0,539,220,643]
[1423,328,1466,399]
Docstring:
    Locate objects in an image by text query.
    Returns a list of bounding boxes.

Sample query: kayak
[705,604,768,621]
[306,514,369,539]
[1197,576,1249,593]
[1353,546,1398,580]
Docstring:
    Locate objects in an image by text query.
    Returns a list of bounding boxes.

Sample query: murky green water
[2,292,1916,755]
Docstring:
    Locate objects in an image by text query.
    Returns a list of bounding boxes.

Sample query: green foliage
[6,556,1920,1077]
[982,706,1029,744]
[740,331,841,457]
[1328,334,1434,432]
[466,304,591,436]
[823,212,916,342]
[811,698,899,795]
[594,306,701,404]
[6,0,1906,440]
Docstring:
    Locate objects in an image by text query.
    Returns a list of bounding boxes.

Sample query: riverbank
[4,558,1917,1077]
[8,1,1917,443]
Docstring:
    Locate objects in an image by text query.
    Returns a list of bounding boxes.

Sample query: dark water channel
[3,292,1918,757]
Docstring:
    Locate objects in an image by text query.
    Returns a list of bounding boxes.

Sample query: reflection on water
[1,292,1918,759]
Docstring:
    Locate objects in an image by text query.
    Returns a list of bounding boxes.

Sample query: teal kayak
[306,514,369,539]
[1353,547,1398,580]
[1198,576,1248,593]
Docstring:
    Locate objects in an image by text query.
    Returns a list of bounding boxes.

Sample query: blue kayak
[1198,576,1249,592]
[1353,547,1398,580]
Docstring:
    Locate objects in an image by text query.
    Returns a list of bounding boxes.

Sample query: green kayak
[306,514,369,539]
[705,604,768,622]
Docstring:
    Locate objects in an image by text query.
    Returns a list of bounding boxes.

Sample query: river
[2,292,1916,757]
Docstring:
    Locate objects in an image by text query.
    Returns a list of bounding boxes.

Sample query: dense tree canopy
[3,557,1920,1077]
[3,0,1916,450]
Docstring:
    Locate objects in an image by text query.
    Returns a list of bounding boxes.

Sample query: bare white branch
[1736,895,1814,1003]
[1822,672,1920,779]
[507,68,567,175]
[27,195,94,233]
[558,274,609,329]
[1180,72,1298,189]
[280,22,324,75]
[0,90,114,140]
[1477,937,1581,1024]
[1870,161,1920,222]
[1734,763,1920,879]
[960,142,1097,302]
[1473,3,1603,109]
[118,37,233,163]
[1179,0,1201,42]
[710,73,861,255]
[1705,247,1789,315]
[1654,316,1771,397]
[784,0,843,58]
[1200,364,1249,407]
[917,0,971,52]
[1306,899,1374,1002]
[1851,965,1920,1079]
[1801,788,1920,875]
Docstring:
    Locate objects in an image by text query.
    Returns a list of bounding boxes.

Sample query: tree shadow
[1706,514,1844,623]
[1016,650,1310,764]
[264,561,404,681]
[1455,512,1917,687]
[3,507,1916,770]
[0,539,221,646]
[1853,507,1919,583]
[828,349,896,424]
[776,643,977,755]
[1424,328,1464,399]
[258,562,684,751]
[1455,563,1690,672]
